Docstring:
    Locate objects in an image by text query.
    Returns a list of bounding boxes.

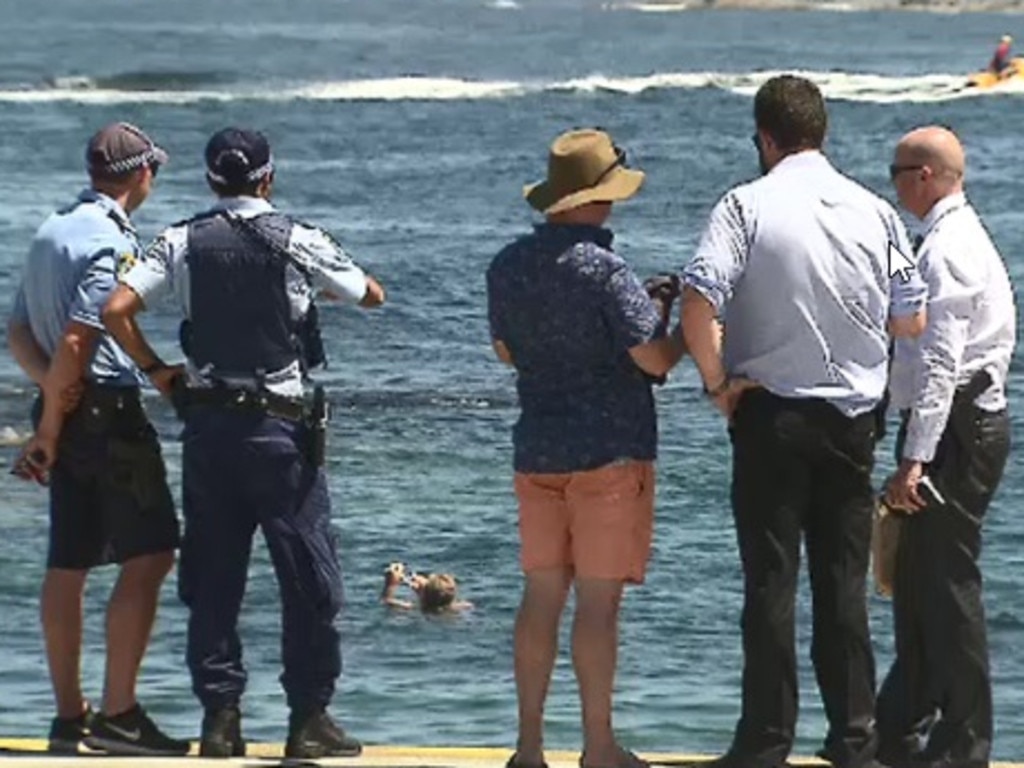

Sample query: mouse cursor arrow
[887,241,916,283]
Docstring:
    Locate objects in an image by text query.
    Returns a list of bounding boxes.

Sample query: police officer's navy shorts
[35,385,180,570]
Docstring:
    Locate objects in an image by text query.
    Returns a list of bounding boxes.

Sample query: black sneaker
[285,709,362,759]
[85,704,191,756]
[200,706,246,758]
[48,705,95,754]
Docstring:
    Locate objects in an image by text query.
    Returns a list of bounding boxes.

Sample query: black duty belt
[80,383,143,412]
[178,385,309,422]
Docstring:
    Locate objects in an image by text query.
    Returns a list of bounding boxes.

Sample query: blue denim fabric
[178,407,343,714]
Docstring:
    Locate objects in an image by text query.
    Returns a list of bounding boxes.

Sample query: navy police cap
[205,127,274,187]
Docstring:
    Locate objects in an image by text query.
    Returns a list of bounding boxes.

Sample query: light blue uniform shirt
[122,196,368,398]
[683,152,928,417]
[9,189,144,387]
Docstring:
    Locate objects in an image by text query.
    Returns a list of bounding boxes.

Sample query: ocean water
[1,0,1023,757]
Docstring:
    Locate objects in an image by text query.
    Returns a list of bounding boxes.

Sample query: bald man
[880,126,1015,768]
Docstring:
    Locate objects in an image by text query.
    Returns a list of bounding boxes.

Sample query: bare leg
[102,551,174,715]
[573,577,625,768]
[514,567,572,766]
[41,568,90,719]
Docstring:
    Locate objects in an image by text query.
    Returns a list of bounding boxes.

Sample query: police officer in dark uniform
[102,127,385,759]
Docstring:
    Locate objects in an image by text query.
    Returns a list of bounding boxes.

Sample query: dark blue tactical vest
[185,212,298,377]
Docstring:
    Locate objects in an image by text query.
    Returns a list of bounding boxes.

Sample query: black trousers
[728,390,878,768]
[876,400,1010,768]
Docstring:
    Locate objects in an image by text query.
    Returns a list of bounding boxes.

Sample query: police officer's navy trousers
[876,395,1010,768]
[725,389,878,768]
[178,406,343,716]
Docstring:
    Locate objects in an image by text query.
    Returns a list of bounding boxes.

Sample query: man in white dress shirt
[878,126,1015,768]
[681,75,928,768]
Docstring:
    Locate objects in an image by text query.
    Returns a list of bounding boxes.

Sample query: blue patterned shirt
[487,223,662,473]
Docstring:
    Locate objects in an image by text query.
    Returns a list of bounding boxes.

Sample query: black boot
[200,706,246,758]
[285,709,361,759]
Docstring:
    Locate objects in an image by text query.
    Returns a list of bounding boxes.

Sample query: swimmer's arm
[380,580,414,610]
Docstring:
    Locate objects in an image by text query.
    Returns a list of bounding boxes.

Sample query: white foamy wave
[291,77,526,101]
[605,1,698,11]
[718,68,1023,103]
[1,70,1020,105]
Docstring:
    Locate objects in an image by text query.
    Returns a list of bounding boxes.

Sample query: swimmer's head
[415,573,458,613]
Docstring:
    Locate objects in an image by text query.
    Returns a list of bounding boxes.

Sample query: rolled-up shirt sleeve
[887,215,928,318]
[122,230,176,306]
[69,245,119,330]
[289,225,368,304]
[902,249,978,463]
[682,190,751,313]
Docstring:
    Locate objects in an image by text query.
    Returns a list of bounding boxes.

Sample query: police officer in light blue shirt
[102,127,385,760]
[7,122,187,757]
[680,76,927,768]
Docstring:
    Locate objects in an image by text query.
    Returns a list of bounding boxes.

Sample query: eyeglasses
[889,164,924,181]
[147,161,160,178]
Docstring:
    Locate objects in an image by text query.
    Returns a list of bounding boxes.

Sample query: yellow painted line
[0,739,728,762]
[0,739,1019,768]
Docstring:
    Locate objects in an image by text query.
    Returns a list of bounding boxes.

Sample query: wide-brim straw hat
[524,129,645,215]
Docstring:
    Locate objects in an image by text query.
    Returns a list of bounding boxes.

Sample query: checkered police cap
[86,122,168,177]
[205,127,274,187]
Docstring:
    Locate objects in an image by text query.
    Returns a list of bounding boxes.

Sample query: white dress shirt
[889,192,1016,462]
[683,151,928,417]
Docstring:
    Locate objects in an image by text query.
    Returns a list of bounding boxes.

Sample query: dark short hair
[753,75,827,152]
[89,167,143,186]
[206,177,265,199]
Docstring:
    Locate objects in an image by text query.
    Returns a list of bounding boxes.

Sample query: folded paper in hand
[871,499,902,598]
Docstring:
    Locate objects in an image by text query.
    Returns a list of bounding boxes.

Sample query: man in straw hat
[487,128,685,768]
[680,75,928,768]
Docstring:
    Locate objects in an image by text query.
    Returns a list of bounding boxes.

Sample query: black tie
[913,234,924,254]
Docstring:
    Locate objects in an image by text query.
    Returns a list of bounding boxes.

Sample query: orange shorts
[514,460,655,583]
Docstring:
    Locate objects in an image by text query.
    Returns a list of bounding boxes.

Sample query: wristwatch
[703,377,730,398]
